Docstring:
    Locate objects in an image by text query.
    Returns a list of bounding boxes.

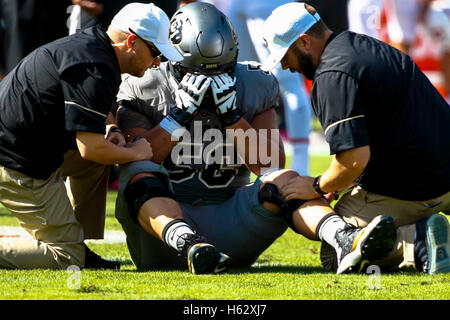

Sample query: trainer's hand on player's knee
[280,176,321,201]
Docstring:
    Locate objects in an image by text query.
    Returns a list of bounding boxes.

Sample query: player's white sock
[317,213,348,251]
[162,219,197,254]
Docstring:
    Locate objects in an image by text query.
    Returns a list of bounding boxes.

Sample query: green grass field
[0,155,449,301]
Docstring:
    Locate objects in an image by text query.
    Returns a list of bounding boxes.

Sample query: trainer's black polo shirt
[0,26,121,179]
[311,31,450,201]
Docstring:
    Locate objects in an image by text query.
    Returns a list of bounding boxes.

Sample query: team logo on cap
[263,38,268,48]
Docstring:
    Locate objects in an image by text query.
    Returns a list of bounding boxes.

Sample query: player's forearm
[142,125,178,163]
[226,118,285,175]
[116,105,177,163]
[319,146,370,193]
[117,124,177,164]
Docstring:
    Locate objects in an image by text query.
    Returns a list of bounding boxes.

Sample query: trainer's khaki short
[335,186,450,269]
[0,150,110,269]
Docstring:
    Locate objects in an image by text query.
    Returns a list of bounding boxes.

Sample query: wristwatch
[313,175,327,196]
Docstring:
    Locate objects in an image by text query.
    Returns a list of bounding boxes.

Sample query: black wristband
[168,105,197,128]
[313,175,327,196]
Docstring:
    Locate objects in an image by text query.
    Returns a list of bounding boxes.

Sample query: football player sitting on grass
[112,2,397,275]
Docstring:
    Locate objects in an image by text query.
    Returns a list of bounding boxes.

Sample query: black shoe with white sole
[336,215,397,274]
[187,243,231,275]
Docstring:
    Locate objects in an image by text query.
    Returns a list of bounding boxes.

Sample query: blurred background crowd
[1,0,448,101]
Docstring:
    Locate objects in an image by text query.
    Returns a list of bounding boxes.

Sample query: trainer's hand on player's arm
[76,131,152,164]
[124,138,153,160]
[115,105,176,164]
[210,73,244,127]
[106,125,126,146]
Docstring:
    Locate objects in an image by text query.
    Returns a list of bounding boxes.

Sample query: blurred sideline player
[68,0,179,34]
[348,0,450,102]
[347,0,382,38]
[113,2,396,275]
[385,0,450,102]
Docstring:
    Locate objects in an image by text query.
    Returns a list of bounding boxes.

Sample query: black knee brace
[258,183,306,234]
[124,176,174,223]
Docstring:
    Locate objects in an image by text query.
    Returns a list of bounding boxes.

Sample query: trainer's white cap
[261,3,320,71]
[110,2,183,61]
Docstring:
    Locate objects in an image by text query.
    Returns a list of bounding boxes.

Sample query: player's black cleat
[336,215,397,274]
[187,243,231,275]
[178,233,231,274]
[83,244,120,270]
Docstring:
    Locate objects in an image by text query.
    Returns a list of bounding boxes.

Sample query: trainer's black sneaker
[336,215,397,274]
[320,242,338,272]
[187,243,231,275]
[415,214,450,274]
[83,244,120,270]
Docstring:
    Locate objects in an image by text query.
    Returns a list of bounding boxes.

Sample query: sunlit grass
[1,154,449,300]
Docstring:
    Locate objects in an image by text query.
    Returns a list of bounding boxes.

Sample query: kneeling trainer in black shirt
[0,25,121,179]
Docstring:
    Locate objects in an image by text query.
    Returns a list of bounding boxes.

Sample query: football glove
[210,73,244,127]
[173,73,211,125]
[160,73,212,138]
